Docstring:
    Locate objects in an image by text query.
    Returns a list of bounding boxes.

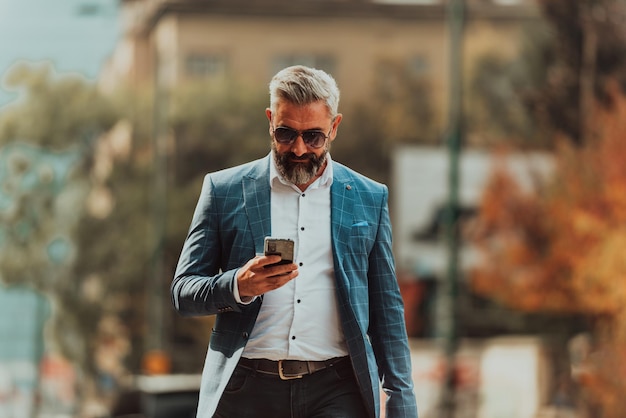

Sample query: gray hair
[269,65,340,117]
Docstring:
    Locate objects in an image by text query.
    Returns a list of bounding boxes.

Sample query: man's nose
[290,135,308,156]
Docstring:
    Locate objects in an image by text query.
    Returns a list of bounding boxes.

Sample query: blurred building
[100,0,539,131]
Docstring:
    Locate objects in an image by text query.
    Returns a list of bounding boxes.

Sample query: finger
[264,262,298,277]
[265,269,298,288]
[258,255,283,268]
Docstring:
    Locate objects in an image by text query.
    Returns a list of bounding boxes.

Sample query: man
[172,65,418,418]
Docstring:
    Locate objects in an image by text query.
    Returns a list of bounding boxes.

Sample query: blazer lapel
[330,164,355,292]
[243,156,272,255]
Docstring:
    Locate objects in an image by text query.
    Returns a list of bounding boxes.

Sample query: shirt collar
[269,151,334,190]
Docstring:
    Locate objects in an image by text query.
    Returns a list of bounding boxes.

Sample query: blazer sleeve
[368,186,419,417]
[171,174,242,317]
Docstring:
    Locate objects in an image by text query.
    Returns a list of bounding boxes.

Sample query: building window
[409,55,430,76]
[272,54,336,75]
[185,54,227,78]
[376,56,430,82]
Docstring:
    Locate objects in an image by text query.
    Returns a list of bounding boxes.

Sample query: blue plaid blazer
[172,155,418,418]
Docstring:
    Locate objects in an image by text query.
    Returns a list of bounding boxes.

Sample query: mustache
[285,152,316,161]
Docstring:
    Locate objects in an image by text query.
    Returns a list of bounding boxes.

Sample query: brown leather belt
[238,356,349,380]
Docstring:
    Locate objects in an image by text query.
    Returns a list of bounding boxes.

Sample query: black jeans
[213,358,368,418]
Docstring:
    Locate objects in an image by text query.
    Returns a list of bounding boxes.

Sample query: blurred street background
[1,0,626,417]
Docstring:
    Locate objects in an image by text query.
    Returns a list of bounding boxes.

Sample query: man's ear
[330,113,343,140]
[265,108,273,136]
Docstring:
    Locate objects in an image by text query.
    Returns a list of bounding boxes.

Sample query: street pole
[149,51,168,361]
[439,0,465,416]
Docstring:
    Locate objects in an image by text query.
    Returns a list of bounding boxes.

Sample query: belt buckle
[278,360,303,380]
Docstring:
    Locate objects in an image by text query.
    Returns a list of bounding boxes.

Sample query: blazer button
[242,332,249,339]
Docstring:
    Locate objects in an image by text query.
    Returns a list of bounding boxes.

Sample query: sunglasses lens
[302,132,326,148]
[274,127,297,144]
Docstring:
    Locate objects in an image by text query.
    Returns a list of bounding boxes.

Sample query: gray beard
[272,142,329,185]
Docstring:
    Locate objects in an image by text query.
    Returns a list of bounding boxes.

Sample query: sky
[0,0,120,105]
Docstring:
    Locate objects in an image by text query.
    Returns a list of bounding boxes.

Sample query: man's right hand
[236,255,298,298]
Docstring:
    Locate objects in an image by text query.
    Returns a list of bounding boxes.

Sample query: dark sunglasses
[272,126,331,149]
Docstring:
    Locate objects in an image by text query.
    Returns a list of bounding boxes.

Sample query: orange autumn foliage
[471,94,626,316]
[470,92,626,417]
[470,165,577,312]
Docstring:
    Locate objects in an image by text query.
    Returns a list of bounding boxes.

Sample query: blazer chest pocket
[350,220,374,254]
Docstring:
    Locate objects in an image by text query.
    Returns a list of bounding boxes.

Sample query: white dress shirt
[240,152,349,361]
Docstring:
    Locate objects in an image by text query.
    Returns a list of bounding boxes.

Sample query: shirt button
[300,227,305,231]
[297,299,301,303]
[301,193,305,197]
[299,262,303,267]
[292,336,296,340]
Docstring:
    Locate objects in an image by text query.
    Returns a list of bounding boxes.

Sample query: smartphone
[263,237,295,267]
